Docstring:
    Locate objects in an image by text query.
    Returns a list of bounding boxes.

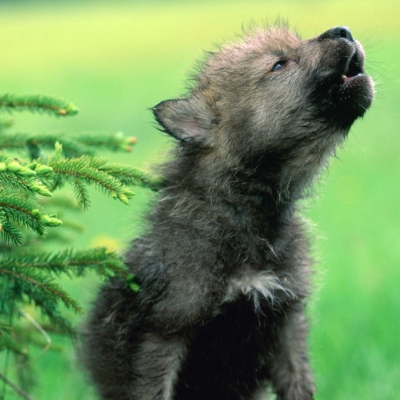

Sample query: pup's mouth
[325,42,374,123]
[312,29,374,126]
[338,48,365,87]
[332,47,365,88]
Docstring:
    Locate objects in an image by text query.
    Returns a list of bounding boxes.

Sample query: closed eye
[271,60,288,72]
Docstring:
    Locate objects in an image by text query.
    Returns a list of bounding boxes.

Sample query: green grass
[0,1,399,399]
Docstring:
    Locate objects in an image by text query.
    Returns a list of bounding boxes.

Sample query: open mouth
[317,37,374,123]
[339,48,364,86]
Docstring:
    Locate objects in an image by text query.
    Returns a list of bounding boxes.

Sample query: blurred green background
[0,0,399,399]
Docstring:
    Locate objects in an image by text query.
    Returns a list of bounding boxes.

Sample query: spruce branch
[0,248,127,279]
[77,132,137,152]
[1,335,28,356]
[0,94,78,117]
[0,321,11,341]
[0,266,82,314]
[0,194,62,245]
[47,156,135,208]
[0,133,33,152]
[0,195,45,234]
[0,90,149,396]
[0,117,14,130]
[0,153,53,197]
[0,221,24,245]
[65,155,162,190]
[72,175,91,209]
[0,248,130,333]
[0,195,46,243]
[0,208,5,229]
[0,171,52,198]
[0,271,78,336]
[99,163,163,190]
[0,132,137,159]
[18,310,52,357]
[0,373,34,400]
[0,133,93,158]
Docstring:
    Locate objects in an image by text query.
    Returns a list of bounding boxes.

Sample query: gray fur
[82,25,374,400]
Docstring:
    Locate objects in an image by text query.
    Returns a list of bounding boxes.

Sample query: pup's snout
[319,26,354,42]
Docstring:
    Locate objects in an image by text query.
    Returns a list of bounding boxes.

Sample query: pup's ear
[153,96,213,143]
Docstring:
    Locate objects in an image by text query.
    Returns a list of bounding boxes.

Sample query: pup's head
[154,26,374,196]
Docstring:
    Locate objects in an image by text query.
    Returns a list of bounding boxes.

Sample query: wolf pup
[83,26,374,400]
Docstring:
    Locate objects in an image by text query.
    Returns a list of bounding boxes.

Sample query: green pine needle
[0,133,94,158]
[0,132,137,158]
[48,156,135,208]
[0,152,54,197]
[100,163,163,190]
[0,266,83,315]
[0,94,78,117]
[0,247,129,331]
[0,194,46,236]
[77,132,137,152]
[0,247,128,279]
[0,221,24,245]
[1,336,28,356]
[0,117,14,130]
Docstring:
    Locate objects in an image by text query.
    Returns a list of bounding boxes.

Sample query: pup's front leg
[129,333,187,400]
[270,311,315,400]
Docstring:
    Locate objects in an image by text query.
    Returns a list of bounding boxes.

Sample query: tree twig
[0,373,34,400]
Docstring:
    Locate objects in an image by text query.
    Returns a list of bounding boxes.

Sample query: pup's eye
[271,60,287,72]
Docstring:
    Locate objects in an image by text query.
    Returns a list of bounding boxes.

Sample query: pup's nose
[319,26,354,42]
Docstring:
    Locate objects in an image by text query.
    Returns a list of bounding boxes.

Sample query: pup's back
[83,25,373,400]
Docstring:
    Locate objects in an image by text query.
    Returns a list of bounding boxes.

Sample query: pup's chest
[223,269,298,312]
